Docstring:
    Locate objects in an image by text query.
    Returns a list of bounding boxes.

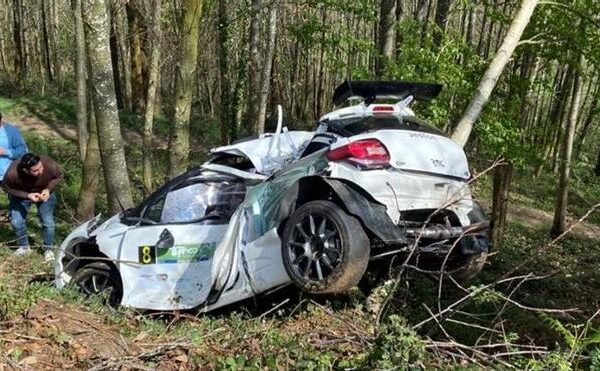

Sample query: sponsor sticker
[138,243,216,264]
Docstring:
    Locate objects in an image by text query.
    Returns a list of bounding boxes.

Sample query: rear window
[329,115,444,137]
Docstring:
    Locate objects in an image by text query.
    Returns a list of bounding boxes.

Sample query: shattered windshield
[144,180,246,224]
[329,115,444,137]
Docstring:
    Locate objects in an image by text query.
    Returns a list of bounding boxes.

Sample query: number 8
[141,246,152,264]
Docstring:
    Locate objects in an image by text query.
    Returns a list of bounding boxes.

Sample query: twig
[257,298,290,319]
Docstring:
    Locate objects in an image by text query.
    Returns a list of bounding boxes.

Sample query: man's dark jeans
[9,193,56,250]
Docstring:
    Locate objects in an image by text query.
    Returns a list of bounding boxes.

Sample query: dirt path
[478,201,600,240]
[6,113,164,148]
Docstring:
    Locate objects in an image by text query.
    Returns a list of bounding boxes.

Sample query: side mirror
[156,228,174,250]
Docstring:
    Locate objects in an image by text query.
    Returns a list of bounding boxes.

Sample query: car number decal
[138,243,217,264]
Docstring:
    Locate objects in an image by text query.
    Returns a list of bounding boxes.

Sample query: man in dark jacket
[3,153,63,261]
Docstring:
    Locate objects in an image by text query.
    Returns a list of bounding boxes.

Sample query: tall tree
[246,0,261,135]
[217,0,232,143]
[142,0,162,192]
[256,4,277,134]
[12,0,25,77]
[433,0,453,47]
[451,0,539,147]
[83,0,134,213]
[73,0,88,160]
[126,0,146,113]
[167,0,202,178]
[376,0,396,76]
[551,55,584,236]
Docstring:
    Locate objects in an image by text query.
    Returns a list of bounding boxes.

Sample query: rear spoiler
[332,80,443,106]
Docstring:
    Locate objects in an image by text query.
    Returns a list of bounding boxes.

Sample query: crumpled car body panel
[55,121,488,311]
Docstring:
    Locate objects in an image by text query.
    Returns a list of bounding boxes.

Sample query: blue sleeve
[7,125,27,159]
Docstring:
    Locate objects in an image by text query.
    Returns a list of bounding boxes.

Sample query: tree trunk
[83,0,134,214]
[12,0,25,77]
[574,85,599,159]
[217,0,231,144]
[490,162,513,248]
[40,1,53,81]
[551,55,584,237]
[109,3,123,110]
[256,4,277,134]
[73,0,88,161]
[142,0,162,192]
[49,0,61,82]
[246,0,261,135]
[433,0,452,47]
[451,0,539,147]
[126,0,146,114]
[115,2,132,111]
[76,92,101,222]
[167,0,202,178]
[375,0,396,76]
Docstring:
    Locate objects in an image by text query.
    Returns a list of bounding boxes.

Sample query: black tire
[281,200,370,294]
[451,252,488,282]
[70,262,123,306]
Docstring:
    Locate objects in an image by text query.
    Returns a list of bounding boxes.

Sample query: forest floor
[0,97,599,369]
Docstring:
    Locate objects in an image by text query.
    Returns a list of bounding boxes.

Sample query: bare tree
[167,0,203,178]
[83,0,134,213]
[376,0,396,76]
[142,0,162,192]
[246,0,261,135]
[551,55,584,236]
[256,4,277,134]
[73,0,88,161]
[451,0,539,147]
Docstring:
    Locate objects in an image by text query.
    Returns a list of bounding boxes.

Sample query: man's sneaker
[44,250,55,263]
[13,247,32,256]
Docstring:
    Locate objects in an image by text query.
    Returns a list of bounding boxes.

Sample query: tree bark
[142,0,161,192]
[76,91,101,222]
[40,1,53,81]
[12,0,25,77]
[246,0,261,135]
[167,0,202,178]
[375,0,396,76]
[451,0,539,147]
[217,0,231,143]
[256,4,277,134]
[109,3,123,110]
[126,0,146,113]
[551,55,584,237]
[433,0,452,47]
[73,0,88,161]
[115,2,132,111]
[83,0,134,214]
[490,162,513,248]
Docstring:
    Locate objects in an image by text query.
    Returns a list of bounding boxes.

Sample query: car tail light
[327,139,390,168]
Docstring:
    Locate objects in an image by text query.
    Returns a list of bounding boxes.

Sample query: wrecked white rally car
[55,81,490,311]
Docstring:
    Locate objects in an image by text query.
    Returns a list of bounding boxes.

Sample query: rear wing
[332,80,442,106]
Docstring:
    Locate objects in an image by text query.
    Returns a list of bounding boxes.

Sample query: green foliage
[367,314,425,369]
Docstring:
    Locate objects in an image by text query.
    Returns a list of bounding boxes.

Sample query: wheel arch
[61,238,122,284]
[278,176,405,245]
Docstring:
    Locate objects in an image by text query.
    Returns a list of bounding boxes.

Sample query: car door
[117,181,231,310]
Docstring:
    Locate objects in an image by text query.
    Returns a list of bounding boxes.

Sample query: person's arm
[45,160,63,192]
[6,125,27,159]
[2,173,29,199]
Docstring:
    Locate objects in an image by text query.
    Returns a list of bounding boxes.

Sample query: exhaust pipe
[404,221,489,239]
